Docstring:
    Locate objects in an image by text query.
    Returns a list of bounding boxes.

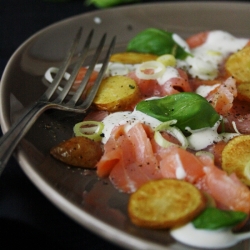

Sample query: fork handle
[0,102,48,176]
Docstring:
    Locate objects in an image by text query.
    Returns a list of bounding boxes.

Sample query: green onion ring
[154,120,188,149]
[73,121,104,141]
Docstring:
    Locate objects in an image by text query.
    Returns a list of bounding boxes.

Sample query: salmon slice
[109,134,138,193]
[206,141,227,168]
[186,31,209,49]
[96,137,120,178]
[158,146,205,184]
[127,71,161,98]
[189,78,225,92]
[197,154,250,213]
[127,69,191,98]
[96,125,124,177]
[126,123,162,180]
[160,68,191,95]
[161,77,191,96]
[206,77,237,115]
[97,123,162,193]
[224,99,250,134]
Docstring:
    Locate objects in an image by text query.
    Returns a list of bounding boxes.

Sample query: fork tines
[44,27,116,112]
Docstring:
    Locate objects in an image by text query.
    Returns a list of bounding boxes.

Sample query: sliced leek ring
[154,120,188,149]
[73,121,104,141]
[135,60,165,80]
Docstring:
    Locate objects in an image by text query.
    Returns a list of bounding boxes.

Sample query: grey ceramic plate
[1,2,250,250]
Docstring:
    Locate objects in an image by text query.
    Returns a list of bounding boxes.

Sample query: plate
[1,2,250,250]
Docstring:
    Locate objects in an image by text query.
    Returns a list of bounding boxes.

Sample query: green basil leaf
[193,207,247,230]
[127,28,190,59]
[136,93,220,133]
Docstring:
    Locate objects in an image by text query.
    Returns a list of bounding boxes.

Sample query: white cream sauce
[187,120,240,150]
[179,30,248,80]
[170,222,249,249]
[157,66,180,85]
[195,84,220,97]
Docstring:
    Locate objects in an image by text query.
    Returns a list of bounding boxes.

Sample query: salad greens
[193,207,247,230]
[127,28,190,59]
[136,92,220,133]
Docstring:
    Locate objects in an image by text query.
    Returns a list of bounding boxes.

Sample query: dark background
[0,0,249,249]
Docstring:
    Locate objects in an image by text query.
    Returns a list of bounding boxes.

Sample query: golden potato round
[225,46,250,83]
[110,52,157,64]
[94,75,141,112]
[128,179,206,229]
[237,83,250,102]
[50,136,103,168]
[222,135,250,186]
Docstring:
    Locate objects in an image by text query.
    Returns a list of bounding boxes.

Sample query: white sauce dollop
[101,110,161,144]
[179,30,248,80]
[170,223,244,249]
[187,121,222,150]
[195,84,220,97]
[157,66,180,85]
[187,120,240,150]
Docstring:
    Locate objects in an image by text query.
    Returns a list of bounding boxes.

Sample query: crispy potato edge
[50,136,103,168]
[222,135,250,186]
[128,179,206,229]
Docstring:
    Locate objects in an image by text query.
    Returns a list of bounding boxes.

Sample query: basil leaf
[136,93,220,133]
[193,207,247,230]
[127,28,190,59]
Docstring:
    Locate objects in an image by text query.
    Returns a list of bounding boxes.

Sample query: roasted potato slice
[225,46,250,83]
[110,52,157,64]
[50,136,103,168]
[128,179,206,229]
[237,83,250,102]
[222,135,250,186]
[93,75,141,112]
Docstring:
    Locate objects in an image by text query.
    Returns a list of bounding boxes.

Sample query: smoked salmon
[127,68,191,98]
[96,121,250,214]
[186,31,209,49]
[97,123,162,193]
[197,154,250,213]
[206,77,237,115]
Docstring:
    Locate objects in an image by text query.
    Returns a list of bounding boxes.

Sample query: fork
[0,27,116,176]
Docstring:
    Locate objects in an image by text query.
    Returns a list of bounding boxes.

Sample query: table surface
[0,0,248,249]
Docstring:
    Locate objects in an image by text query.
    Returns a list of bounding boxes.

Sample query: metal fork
[0,27,116,175]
